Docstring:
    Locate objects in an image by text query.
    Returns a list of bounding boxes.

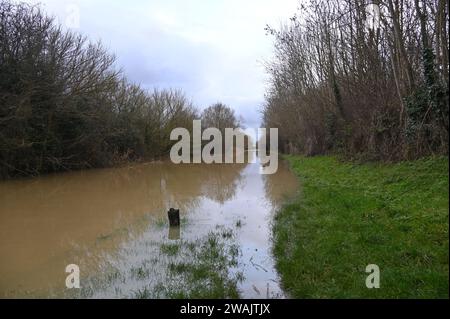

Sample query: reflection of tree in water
[157,162,247,206]
[0,160,249,296]
[261,159,299,206]
[0,161,249,255]
[9,159,248,216]
[199,163,246,204]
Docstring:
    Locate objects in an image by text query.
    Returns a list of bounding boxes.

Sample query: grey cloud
[27,0,297,127]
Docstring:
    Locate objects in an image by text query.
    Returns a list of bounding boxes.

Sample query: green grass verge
[273,155,449,298]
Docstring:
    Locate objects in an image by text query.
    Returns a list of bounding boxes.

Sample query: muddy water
[0,152,298,298]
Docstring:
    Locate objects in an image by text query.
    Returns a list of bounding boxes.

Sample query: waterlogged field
[0,152,298,298]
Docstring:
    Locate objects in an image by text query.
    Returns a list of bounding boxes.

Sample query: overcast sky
[25,0,298,128]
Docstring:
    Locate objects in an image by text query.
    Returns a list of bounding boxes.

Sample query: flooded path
[0,152,298,298]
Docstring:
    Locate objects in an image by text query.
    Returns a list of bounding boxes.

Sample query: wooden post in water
[168,226,180,240]
[168,208,180,227]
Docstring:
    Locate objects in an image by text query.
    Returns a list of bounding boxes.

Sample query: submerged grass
[69,218,243,299]
[63,216,243,299]
[160,242,180,256]
[136,228,242,299]
[273,155,449,298]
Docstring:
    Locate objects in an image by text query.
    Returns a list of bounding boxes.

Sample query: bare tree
[201,103,240,131]
[0,1,199,179]
[263,0,448,160]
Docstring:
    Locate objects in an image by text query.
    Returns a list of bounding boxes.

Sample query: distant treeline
[263,0,448,160]
[0,2,240,179]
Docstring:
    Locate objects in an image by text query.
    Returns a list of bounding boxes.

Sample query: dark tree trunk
[168,208,180,227]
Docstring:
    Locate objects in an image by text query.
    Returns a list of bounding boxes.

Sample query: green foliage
[405,80,448,153]
[273,155,449,298]
[405,86,430,139]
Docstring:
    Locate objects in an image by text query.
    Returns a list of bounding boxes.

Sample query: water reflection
[0,152,298,298]
[0,161,247,296]
[168,226,180,240]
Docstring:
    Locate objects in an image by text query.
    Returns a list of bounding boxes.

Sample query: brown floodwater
[0,152,298,298]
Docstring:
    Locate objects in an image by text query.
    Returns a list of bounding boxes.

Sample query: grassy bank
[273,156,449,298]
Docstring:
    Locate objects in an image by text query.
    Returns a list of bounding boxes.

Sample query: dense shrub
[0,1,198,178]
